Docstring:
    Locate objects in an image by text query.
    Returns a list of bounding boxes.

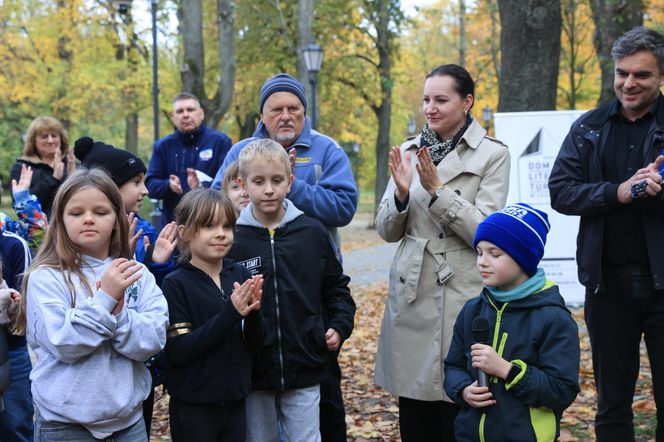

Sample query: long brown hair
[15,168,130,334]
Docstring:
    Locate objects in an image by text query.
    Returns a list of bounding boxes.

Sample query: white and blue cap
[473,203,551,277]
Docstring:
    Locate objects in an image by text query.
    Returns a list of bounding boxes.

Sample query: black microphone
[472,316,490,388]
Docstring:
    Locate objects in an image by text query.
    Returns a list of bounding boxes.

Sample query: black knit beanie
[73,136,146,188]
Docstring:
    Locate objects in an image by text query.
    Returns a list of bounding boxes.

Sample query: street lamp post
[113,0,159,141]
[301,42,324,130]
[482,106,493,133]
[150,0,159,141]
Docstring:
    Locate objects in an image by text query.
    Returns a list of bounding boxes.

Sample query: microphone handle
[478,370,489,388]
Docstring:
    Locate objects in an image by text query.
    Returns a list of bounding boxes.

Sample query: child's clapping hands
[231,275,263,316]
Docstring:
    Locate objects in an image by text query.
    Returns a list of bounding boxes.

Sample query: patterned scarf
[419,115,473,165]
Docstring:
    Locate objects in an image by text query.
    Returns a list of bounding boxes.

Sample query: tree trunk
[125,114,139,154]
[372,0,395,216]
[297,0,316,117]
[497,0,562,111]
[588,0,643,106]
[56,0,73,130]
[208,0,236,127]
[236,111,259,140]
[178,0,205,97]
[489,0,501,85]
[459,0,466,66]
[178,0,236,129]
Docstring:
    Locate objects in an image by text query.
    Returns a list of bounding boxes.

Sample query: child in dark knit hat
[444,203,580,442]
[74,136,177,285]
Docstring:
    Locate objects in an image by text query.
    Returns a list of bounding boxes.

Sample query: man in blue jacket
[146,92,232,226]
[211,73,358,259]
[211,73,357,442]
[549,26,664,441]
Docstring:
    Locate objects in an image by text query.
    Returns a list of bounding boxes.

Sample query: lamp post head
[302,43,324,74]
[407,116,417,136]
[482,106,493,126]
[111,0,133,14]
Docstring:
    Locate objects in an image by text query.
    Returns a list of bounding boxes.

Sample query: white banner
[494,110,586,305]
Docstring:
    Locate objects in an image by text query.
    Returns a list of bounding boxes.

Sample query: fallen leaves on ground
[340,221,383,254]
[150,282,657,442]
[149,222,657,441]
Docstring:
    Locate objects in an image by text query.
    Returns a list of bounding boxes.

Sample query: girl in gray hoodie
[16,168,169,441]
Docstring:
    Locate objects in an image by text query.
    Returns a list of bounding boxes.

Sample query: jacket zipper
[478,295,509,438]
[269,229,286,390]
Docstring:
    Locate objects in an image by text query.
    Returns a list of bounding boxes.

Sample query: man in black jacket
[549,26,664,442]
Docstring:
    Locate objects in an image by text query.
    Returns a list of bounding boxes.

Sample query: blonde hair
[15,168,130,334]
[222,161,241,193]
[23,117,69,158]
[175,188,236,262]
[238,139,291,179]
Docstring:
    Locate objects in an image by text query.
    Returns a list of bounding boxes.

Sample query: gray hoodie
[26,256,168,438]
[237,198,303,228]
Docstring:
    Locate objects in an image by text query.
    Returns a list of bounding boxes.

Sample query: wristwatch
[505,363,521,384]
[430,185,444,205]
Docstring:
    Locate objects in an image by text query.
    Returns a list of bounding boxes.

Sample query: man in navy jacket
[146,92,232,226]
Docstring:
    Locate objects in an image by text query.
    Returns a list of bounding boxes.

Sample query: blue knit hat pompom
[473,203,551,277]
[259,73,307,113]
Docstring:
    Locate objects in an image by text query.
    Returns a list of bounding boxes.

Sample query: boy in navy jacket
[228,138,355,442]
[444,203,580,441]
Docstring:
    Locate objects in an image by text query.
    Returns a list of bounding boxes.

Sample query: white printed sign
[494,110,586,305]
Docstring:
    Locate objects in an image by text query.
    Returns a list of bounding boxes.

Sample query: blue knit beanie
[473,203,551,277]
[259,73,307,113]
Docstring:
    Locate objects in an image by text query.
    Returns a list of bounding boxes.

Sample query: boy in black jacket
[229,138,355,442]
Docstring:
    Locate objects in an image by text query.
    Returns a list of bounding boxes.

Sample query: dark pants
[585,267,664,441]
[320,354,347,442]
[398,397,459,442]
[142,388,154,438]
[169,398,245,442]
[0,345,34,442]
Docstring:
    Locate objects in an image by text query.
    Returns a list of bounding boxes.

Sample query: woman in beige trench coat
[374,64,510,441]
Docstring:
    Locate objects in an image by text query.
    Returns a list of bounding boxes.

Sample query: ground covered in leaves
[149,222,657,441]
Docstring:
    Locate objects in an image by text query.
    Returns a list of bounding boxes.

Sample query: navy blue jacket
[444,283,580,442]
[162,260,261,405]
[133,216,175,286]
[145,125,232,226]
[228,200,355,391]
[0,231,30,350]
[549,95,664,290]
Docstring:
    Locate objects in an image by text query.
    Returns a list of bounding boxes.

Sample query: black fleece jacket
[228,202,355,391]
[162,259,262,405]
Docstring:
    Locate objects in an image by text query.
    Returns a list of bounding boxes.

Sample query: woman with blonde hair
[10,116,76,216]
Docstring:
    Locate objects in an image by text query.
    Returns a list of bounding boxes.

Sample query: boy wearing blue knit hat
[444,203,580,441]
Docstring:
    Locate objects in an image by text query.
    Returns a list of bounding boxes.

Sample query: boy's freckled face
[476,240,529,291]
[119,173,149,214]
[241,160,292,217]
